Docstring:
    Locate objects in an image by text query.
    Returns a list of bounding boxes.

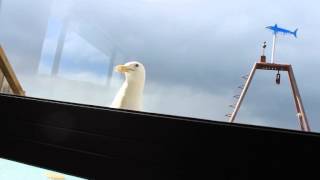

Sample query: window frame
[0,93,319,179]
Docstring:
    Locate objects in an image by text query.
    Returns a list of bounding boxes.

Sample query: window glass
[0,158,85,180]
[0,0,319,132]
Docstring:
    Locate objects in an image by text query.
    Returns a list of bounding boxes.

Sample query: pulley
[276,70,281,85]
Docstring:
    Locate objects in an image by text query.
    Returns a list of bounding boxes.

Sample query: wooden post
[287,66,310,131]
[0,46,25,96]
[0,70,4,89]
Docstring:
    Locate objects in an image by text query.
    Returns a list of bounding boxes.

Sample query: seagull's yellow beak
[115,65,130,73]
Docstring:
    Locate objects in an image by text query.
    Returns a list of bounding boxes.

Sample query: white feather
[110,61,145,111]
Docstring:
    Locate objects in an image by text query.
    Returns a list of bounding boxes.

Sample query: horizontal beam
[0,94,319,179]
[256,62,291,71]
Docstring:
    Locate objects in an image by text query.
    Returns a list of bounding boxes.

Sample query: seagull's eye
[135,64,139,68]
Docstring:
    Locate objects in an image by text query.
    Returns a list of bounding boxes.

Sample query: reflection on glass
[0,158,85,180]
[0,0,2,15]
[38,16,63,75]
[0,0,319,132]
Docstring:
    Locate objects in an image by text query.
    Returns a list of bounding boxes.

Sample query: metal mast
[227,29,310,131]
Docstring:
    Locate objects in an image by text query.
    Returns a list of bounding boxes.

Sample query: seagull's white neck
[115,75,145,111]
[123,77,145,98]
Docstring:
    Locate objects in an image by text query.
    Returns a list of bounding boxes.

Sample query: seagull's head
[115,61,146,83]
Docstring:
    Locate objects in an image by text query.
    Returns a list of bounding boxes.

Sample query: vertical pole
[106,47,117,87]
[51,18,69,76]
[287,66,310,132]
[0,0,2,15]
[271,34,277,63]
[229,63,257,123]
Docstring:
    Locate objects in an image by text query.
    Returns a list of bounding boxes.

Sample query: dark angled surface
[0,93,319,179]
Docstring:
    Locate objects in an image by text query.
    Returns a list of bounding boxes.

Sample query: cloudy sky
[1,0,320,178]
[1,0,320,130]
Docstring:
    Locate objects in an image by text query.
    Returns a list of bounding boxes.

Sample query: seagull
[110,61,145,111]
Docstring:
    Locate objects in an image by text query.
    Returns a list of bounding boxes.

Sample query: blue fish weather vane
[266,24,298,63]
